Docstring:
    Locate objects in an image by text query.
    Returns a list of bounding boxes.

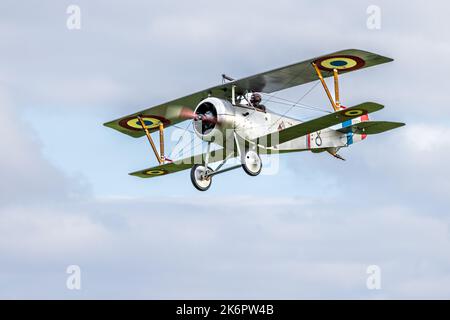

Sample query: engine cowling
[193,97,235,142]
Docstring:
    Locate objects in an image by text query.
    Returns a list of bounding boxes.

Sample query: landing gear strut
[190,136,263,191]
[234,132,262,177]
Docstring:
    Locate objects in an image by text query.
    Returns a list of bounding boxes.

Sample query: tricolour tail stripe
[342,119,353,145]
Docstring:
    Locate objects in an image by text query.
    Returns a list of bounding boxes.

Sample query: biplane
[104,49,404,191]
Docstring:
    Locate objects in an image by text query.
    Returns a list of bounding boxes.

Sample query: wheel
[190,164,213,191]
[242,150,262,176]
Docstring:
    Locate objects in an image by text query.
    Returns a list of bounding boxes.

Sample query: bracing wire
[260,93,330,114]
[168,120,194,160]
[268,81,321,130]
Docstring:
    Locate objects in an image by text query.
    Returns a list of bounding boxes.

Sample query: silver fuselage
[232,104,349,154]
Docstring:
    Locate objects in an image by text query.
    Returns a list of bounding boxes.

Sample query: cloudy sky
[1,0,450,299]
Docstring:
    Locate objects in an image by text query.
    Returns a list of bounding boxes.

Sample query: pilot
[250,93,266,112]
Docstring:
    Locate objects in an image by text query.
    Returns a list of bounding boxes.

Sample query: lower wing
[256,102,385,147]
[130,149,235,179]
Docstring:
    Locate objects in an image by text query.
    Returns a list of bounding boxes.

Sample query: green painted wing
[130,148,235,179]
[104,49,393,138]
[337,121,405,135]
[231,48,393,94]
[103,87,228,138]
[256,102,385,147]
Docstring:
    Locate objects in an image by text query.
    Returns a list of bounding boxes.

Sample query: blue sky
[1,0,450,299]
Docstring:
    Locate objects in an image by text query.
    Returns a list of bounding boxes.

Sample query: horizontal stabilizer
[338,121,405,135]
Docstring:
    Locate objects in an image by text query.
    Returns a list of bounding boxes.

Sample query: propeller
[179,107,196,120]
[178,105,219,136]
[179,107,217,124]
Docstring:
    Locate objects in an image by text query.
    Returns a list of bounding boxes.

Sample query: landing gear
[190,137,263,191]
[242,150,262,176]
[190,164,213,191]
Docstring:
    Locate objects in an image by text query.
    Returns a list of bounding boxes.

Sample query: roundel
[119,115,170,131]
[145,169,168,176]
[314,55,365,72]
[344,109,364,117]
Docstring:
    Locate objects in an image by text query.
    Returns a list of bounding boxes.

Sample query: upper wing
[256,102,384,147]
[337,120,405,135]
[130,148,235,179]
[104,49,392,138]
[103,88,225,138]
[230,49,393,94]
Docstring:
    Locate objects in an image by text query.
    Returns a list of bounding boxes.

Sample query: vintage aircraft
[104,49,404,191]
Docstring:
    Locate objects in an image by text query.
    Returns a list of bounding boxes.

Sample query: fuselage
[233,104,354,154]
[193,97,367,155]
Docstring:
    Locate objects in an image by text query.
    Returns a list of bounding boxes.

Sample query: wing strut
[312,63,341,112]
[137,116,166,164]
[333,69,340,108]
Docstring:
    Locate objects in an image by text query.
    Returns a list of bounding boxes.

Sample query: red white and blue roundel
[314,55,365,72]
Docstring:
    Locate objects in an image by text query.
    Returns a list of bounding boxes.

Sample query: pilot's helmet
[250,93,262,105]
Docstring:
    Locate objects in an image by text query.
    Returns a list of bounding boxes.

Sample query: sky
[1,0,450,299]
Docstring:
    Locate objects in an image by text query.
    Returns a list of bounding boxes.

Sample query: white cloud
[0,205,110,257]
[0,91,78,204]
[2,196,450,299]
[362,124,450,198]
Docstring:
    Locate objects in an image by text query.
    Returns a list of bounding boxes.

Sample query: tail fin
[339,106,370,145]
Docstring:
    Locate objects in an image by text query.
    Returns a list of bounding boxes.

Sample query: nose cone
[194,102,218,136]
